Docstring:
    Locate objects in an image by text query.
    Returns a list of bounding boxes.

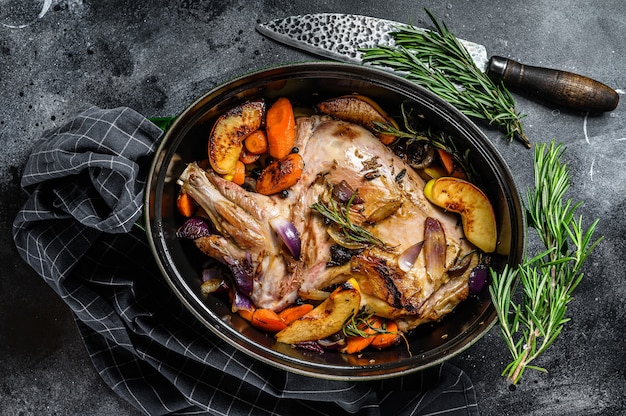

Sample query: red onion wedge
[332,180,364,204]
[295,341,325,354]
[317,333,347,350]
[176,216,213,239]
[424,217,446,281]
[224,254,254,296]
[269,216,301,259]
[398,241,424,272]
[468,264,488,294]
[232,289,255,313]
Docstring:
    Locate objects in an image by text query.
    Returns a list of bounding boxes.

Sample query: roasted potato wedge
[316,94,399,144]
[208,99,265,175]
[275,279,361,345]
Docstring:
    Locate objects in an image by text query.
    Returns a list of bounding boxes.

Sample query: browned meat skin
[179,115,477,330]
[179,163,298,310]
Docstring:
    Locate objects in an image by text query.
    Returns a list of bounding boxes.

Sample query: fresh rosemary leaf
[489,141,602,384]
[311,196,386,249]
[360,9,530,147]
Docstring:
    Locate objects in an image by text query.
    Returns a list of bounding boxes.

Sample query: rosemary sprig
[489,141,602,384]
[311,195,386,249]
[361,9,530,147]
[374,101,476,180]
[343,309,389,338]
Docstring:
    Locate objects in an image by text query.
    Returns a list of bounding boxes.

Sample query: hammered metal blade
[257,13,489,72]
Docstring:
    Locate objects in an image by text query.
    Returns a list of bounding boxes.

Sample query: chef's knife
[257,14,619,112]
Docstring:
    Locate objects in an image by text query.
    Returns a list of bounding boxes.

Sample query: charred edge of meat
[327,244,363,267]
[373,258,413,312]
[354,253,416,313]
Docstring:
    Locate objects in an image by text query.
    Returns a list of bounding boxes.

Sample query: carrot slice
[266,97,296,160]
[244,129,269,155]
[370,320,402,349]
[255,153,304,195]
[437,148,455,175]
[239,147,261,164]
[450,163,468,180]
[278,304,314,325]
[341,316,382,354]
[343,335,374,354]
[251,308,287,332]
[237,308,255,322]
[231,160,246,186]
[176,192,197,217]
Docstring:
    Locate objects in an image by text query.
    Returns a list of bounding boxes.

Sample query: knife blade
[257,13,619,112]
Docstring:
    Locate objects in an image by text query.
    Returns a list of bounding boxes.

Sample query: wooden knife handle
[487,56,619,112]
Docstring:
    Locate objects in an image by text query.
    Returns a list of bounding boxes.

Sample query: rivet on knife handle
[487,56,619,112]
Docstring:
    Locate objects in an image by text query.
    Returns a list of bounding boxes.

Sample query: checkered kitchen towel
[12,106,479,416]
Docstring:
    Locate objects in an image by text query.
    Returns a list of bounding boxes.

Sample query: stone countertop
[1,1,624,415]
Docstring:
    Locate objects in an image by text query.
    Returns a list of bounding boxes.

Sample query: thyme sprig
[489,141,602,384]
[311,194,386,249]
[360,9,529,147]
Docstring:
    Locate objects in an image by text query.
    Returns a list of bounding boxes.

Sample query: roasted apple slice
[275,278,361,345]
[208,99,265,175]
[316,94,399,144]
[424,177,497,253]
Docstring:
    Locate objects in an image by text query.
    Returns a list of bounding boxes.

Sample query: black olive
[279,190,289,199]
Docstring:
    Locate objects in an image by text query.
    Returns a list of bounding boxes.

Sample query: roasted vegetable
[239,147,261,165]
[275,279,361,345]
[176,192,197,217]
[278,303,314,325]
[266,97,296,160]
[370,320,402,349]
[208,99,265,175]
[250,308,287,332]
[222,160,246,185]
[424,177,497,253]
[341,315,383,354]
[244,129,269,155]
[255,152,304,195]
[269,216,301,259]
[436,148,455,175]
[316,94,399,144]
[423,217,447,282]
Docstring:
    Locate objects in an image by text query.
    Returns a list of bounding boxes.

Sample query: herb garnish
[374,102,476,180]
[360,9,529,147]
[311,194,386,249]
[489,141,602,384]
[343,310,386,338]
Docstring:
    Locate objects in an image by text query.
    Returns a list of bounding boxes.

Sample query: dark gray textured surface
[1,1,624,415]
